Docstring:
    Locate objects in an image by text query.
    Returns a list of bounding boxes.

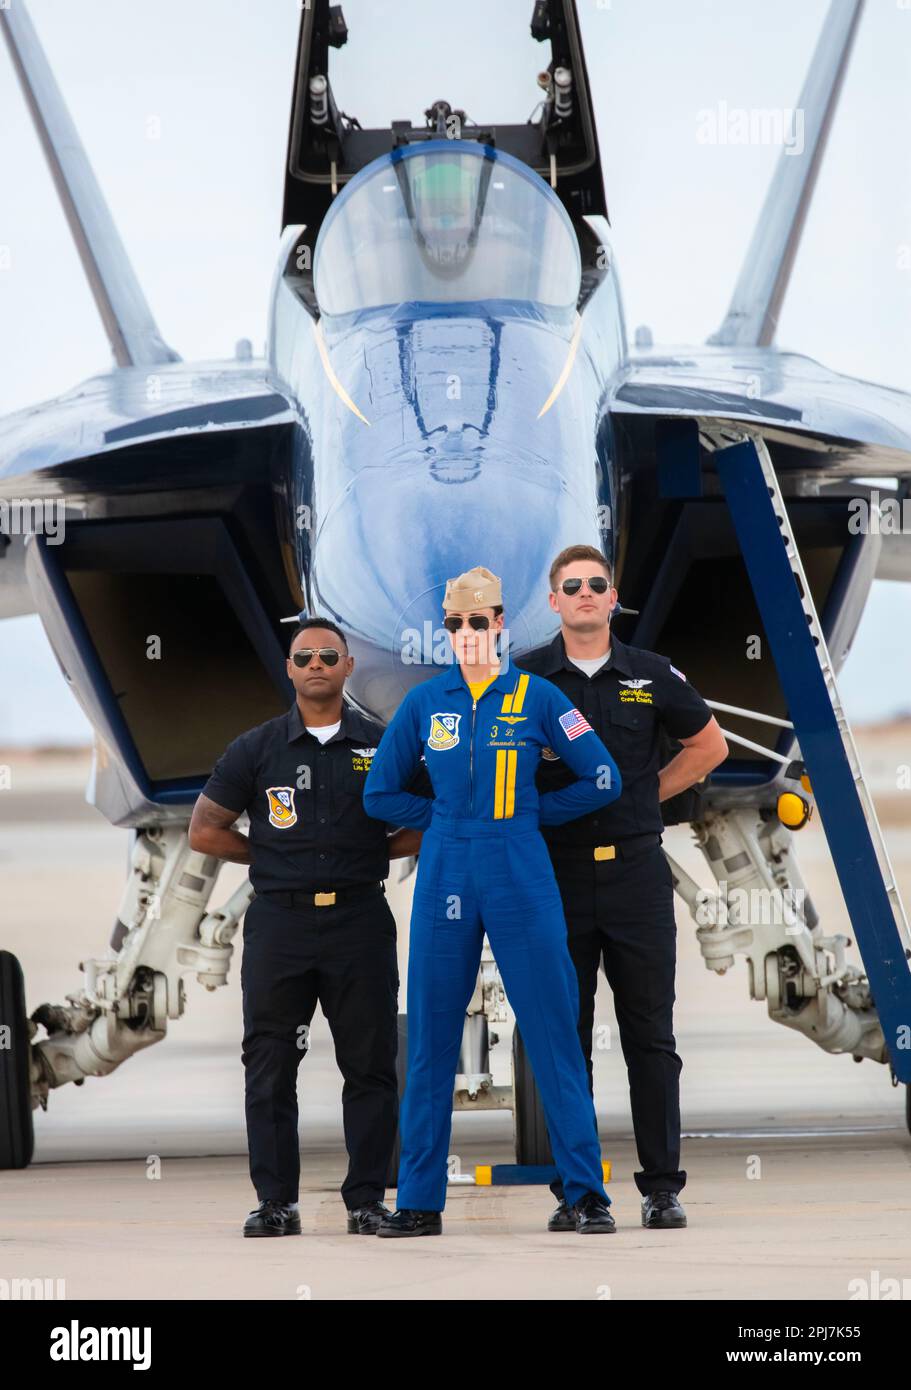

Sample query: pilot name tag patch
[619,678,654,704]
[428,712,460,750]
[266,787,297,829]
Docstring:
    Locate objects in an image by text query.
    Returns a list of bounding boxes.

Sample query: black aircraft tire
[0,951,34,1169]
[512,1025,554,1167]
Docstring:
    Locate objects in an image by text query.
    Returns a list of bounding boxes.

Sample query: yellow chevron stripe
[504,749,517,818]
[494,749,507,818]
[511,673,530,714]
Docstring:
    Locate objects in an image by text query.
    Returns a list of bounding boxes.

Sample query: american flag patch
[558,708,593,741]
[670,665,686,681]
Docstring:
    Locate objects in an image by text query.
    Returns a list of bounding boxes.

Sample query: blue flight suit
[363,662,622,1211]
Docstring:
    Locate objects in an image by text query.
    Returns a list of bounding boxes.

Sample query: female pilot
[364,566,623,1236]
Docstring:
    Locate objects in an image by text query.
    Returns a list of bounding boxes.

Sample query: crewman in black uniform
[516,544,728,1231]
[188,617,426,1238]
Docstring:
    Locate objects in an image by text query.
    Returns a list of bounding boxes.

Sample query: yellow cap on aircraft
[777,792,812,830]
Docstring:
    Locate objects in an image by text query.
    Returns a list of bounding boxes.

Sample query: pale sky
[1,0,909,743]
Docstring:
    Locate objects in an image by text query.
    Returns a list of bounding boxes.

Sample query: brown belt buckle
[313,891,336,907]
[593,845,616,862]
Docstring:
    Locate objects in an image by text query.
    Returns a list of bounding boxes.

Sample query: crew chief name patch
[558,708,593,741]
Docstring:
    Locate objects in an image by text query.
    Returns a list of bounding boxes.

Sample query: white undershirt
[306,720,341,744]
[567,652,611,678]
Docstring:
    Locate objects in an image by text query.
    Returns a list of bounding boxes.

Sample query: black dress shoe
[573,1191,616,1234]
[641,1191,687,1228]
[375,1208,442,1238]
[243,1198,301,1237]
[347,1201,391,1234]
[547,1197,576,1232]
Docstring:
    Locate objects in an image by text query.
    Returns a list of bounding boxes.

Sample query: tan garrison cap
[442,565,503,612]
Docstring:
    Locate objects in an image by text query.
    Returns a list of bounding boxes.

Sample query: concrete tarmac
[1,747,911,1299]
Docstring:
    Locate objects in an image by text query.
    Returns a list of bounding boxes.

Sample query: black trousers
[240,888,399,1209]
[548,840,686,1200]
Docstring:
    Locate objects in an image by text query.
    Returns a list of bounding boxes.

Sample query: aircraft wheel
[512,1025,553,1166]
[0,951,34,1169]
[385,1013,408,1190]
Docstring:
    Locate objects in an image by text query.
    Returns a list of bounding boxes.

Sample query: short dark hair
[288,617,348,654]
[549,545,612,591]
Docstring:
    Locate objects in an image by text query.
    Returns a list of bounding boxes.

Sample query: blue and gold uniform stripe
[493,748,518,818]
[500,673,529,716]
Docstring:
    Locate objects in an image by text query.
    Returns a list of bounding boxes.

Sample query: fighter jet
[2,0,910,1173]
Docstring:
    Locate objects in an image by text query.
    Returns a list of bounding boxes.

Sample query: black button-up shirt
[515,632,712,845]
[201,701,430,895]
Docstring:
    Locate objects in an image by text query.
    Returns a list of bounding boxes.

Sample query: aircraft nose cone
[309,454,604,720]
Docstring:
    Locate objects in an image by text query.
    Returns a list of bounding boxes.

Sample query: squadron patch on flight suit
[428,712,461,750]
[266,786,298,829]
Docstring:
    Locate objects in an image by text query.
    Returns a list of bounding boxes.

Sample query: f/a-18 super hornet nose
[274,138,615,718]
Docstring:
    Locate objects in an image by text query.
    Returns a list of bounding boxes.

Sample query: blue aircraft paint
[269,141,623,722]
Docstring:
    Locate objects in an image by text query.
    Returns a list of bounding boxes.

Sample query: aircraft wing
[0,359,294,485]
[612,347,911,475]
[0,361,296,620]
[611,347,911,585]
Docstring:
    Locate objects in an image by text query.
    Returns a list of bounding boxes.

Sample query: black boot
[641,1191,687,1228]
[547,1197,576,1232]
[243,1198,301,1237]
[347,1200,392,1234]
[375,1208,442,1238]
[573,1191,616,1234]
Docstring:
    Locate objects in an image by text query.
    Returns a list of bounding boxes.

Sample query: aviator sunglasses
[560,576,610,595]
[292,647,342,667]
[443,614,492,632]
